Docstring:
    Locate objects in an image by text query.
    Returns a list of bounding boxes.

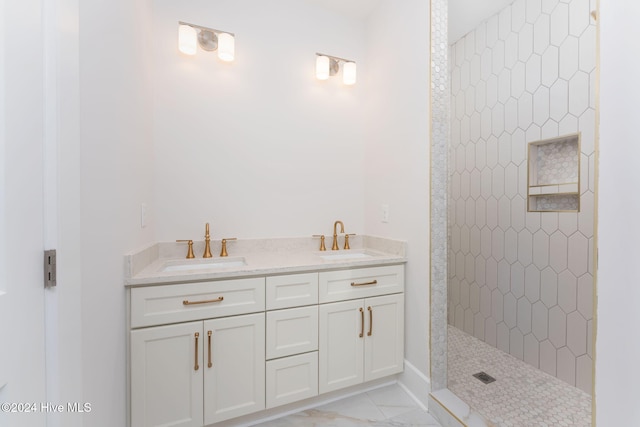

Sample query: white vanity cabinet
[128,263,404,426]
[318,266,404,394]
[130,277,265,427]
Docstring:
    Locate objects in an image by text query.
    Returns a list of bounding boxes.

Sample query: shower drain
[473,371,496,384]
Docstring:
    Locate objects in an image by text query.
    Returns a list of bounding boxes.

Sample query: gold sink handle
[220,238,237,257]
[344,233,356,250]
[176,239,195,259]
[313,235,327,251]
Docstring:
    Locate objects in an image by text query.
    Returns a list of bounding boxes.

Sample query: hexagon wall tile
[448,0,595,392]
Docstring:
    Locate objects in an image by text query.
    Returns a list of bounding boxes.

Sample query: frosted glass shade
[316,55,330,80]
[343,61,357,85]
[217,32,235,62]
[178,24,197,55]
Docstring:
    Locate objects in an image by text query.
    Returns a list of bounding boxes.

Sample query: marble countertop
[124,235,407,287]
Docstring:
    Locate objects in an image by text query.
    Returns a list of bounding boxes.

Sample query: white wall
[596,1,640,424]
[153,0,367,241]
[78,0,155,425]
[364,0,431,377]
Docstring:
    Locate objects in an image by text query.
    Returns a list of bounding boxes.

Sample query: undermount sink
[160,257,246,273]
[318,250,375,261]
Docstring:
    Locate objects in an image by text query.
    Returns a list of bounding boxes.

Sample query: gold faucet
[332,220,345,250]
[203,223,213,258]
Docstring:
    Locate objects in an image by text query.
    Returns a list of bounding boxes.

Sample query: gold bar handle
[183,296,224,305]
[359,307,364,338]
[367,306,373,336]
[207,331,212,368]
[194,332,200,371]
[351,280,377,287]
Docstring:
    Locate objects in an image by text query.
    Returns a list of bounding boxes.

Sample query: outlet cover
[381,204,389,223]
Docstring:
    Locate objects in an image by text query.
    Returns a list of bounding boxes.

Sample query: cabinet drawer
[266,352,318,409]
[318,265,404,303]
[266,306,318,359]
[131,278,265,328]
[266,273,318,309]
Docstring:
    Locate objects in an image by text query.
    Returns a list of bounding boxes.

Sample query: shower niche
[527,133,581,212]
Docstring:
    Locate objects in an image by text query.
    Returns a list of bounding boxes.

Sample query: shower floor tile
[448,325,592,426]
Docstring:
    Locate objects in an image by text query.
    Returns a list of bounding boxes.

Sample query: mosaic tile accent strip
[430,0,449,392]
[448,325,591,426]
[447,0,596,393]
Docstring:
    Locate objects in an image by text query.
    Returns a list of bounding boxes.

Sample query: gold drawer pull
[207,331,213,368]
[359,307,364,338]
[194,332,200,371]
[183,296,224,305]
[351,280,377,287]
[367,306,373,336]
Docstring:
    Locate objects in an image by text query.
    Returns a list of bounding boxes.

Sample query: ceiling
[302,0,513,44]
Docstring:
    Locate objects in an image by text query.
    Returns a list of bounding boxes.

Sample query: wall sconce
[178,21,235,62]
[315,53,357,85]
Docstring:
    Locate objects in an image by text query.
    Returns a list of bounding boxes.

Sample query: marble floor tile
[314,392,387,422]
[366,384,420,419]
[254,384,442,427]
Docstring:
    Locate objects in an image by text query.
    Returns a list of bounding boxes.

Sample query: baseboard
[396,359,430,410]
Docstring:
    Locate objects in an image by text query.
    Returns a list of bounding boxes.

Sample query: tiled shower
[447,0,595,394]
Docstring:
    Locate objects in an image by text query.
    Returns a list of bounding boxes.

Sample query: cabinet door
[318,299,364,394]
[364,293,404,382]
[203,313,265,425]
[131,322,203,427]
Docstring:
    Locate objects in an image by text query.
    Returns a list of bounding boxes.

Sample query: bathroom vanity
[125,236,406,427]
